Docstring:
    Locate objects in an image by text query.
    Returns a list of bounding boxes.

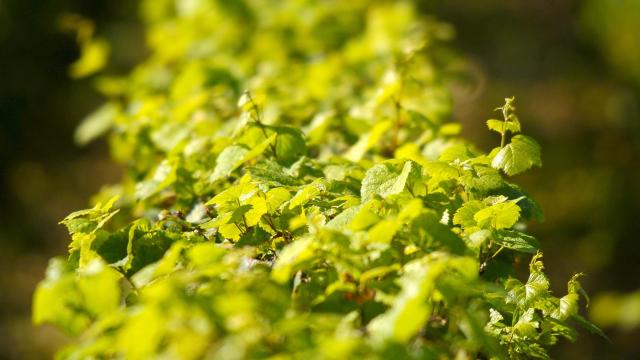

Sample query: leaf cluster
[34,1,601,359]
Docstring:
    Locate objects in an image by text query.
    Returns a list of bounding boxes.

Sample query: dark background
[0,0,638,358]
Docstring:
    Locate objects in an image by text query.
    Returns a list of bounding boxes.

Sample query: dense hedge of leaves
[33,1,604,359]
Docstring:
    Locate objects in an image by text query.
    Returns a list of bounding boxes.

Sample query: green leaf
[205,181,255,208]
[210,134,276,181]
[33,258,89,335]
[33,258,121,335]
[367,219,401,244]
[524,255,551,306]
[245,133,277,161]
[274,126,307,166]
[244,193,267,226]
[289,180,325,209]
[424,161,459,188]
[60,195,119,236]
[76,259,122,316]
[266,187,291,213]
[211,145,250,182]
[305,111,334,145]
[361,161,413,202]
[495,230,539,253]
[368,254,476,343]
[150,122,191,152]
[325,206,360,230]
[439,143,474,162]
[572,314,610,341]
[553,293,579,321]
[453,200,486,229]
[486,119,521,135]
[491,135,542,176]
[135,159,178,200]
[249,160,301,186]
[460,165,504,193]
[474,200,521,230]
[514,308,540,338]
[344,120,392,162]
[348,203,381,231]
[272,236,315,283]
[368,256,447,343]
[75,103,117,145]
[69,38,109,78]
[124,225,175,275]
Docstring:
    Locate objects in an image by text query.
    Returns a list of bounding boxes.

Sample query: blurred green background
[0,0,638,358]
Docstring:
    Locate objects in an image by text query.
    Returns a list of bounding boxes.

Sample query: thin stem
[244,91,263,123]
[390,65,406,154]
[244,91,277,156]
[116,267,138,293]
[265,214,278,233]
[500,106,508,148]
[491,245,505,259]
[392,99,402,152]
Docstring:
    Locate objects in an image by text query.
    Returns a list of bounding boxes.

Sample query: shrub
[34,1,603,358]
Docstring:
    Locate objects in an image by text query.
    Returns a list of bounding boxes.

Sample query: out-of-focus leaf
[74,103,117,145]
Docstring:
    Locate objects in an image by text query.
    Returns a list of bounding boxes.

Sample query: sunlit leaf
[491,135,542,176]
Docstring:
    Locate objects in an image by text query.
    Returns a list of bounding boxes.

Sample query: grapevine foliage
[34,1,603,359]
